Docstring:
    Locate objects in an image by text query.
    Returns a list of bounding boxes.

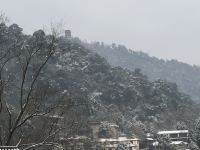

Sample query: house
[89,121,140,150]
[97,137,140,150]
[0,146,19,150]
[157,130,189,142]
[150,130,190,149]
[141,133,156,149]
[59,136,91,150]
[59,121,140,150]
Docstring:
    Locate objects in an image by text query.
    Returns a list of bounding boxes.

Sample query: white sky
[1,0,200,65]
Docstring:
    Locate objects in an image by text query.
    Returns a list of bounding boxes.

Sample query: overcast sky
[1,0,200,65]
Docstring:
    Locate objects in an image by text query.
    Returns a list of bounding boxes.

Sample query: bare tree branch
[21,142,64,150]
[5,102,12,133]
[5,35,57,145]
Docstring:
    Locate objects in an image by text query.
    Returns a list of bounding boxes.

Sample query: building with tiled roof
[0,146,19,150]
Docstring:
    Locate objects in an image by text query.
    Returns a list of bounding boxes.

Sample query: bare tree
[0,12,9,24]
[0,23,67,149]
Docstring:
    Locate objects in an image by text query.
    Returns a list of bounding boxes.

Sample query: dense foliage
[1,23,200,149]
[47,37,199,136]
[83,41,200,102]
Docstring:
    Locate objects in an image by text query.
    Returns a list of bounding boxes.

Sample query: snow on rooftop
[0,146,19,150]
[0,149,19,150]
[158,130,188,135]
[68,136,89,140]
[170,141,188,145]
[146,138,154,141]
[109,124,119,128]
[98,137,139,142]
[47,115,64,119]
[153,141,159,146]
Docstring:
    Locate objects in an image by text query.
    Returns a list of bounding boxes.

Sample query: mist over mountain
[45,37,199,136]
[82,41,200,102]
[1,22,200,149]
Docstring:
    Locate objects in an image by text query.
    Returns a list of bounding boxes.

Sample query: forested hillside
[83,41,200,102]
[52,39,199,134]
[0,23,200,148]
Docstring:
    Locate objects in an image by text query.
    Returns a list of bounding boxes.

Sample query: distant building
[65,30,72,39]
[59,121,140,150]
[149,130,190,149]
[59,136,91,150]
[89,121,119,140]
[97,137,140,150]
[89,121,140,150]
[0,146,19,150]
[141,133,155,149]
[157,130,189,142]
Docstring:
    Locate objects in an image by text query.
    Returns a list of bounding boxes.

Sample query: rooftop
[98,137,139,142]
[170,141,188,145]
[0,146,19,150]
[158,130,188,135]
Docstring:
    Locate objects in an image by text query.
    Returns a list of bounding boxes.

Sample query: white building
[97,137,140,150]
[0,146,19,150]
[158,130,189,142]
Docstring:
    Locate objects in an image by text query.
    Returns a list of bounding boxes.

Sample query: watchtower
[65,30,71,39]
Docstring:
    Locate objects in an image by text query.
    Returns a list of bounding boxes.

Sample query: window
[179,133,188,138]
[170,134,178,138]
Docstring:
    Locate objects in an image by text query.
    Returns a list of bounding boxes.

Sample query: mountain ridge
[0,23,199,140]
[80,41,200,102]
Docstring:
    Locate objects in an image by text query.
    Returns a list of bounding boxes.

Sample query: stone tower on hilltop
[65,30,71,39]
